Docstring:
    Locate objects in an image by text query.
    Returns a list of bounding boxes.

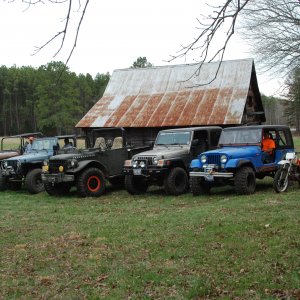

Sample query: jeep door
[97,148,129,176]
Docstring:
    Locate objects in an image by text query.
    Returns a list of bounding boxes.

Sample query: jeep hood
[49,152,95,161]
[5,151,52,163]
[203,146,260,159]
[0,151,19,160]
[133,146,189,160]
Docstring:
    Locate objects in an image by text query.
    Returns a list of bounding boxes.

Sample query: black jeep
[123,126,222,195]
[42,128,151,197]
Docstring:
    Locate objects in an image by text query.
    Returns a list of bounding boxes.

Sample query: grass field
[0,136,300,299]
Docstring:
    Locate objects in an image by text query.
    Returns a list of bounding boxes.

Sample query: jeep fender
[226,159,255,170]
[190,159,202,169]
[166,159,187,170]
[69,160,107,176]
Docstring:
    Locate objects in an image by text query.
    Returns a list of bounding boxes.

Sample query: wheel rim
[277,170,288,191]
[35,176,43,189]
[87,175,101,192]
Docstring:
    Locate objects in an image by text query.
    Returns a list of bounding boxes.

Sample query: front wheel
[164,167,189,195]
[0,174,8,191]
[234,166,256,195]
[25,169,44,194]
[76,168,106,197]
[125,175,148,195]
[44,182,71,196]
[190,176,211,196]
[273,165,289,193]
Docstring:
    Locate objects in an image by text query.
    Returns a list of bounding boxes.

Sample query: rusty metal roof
[76,58,260,128]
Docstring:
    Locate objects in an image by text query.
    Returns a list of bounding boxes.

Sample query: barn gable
[76,58,264,130]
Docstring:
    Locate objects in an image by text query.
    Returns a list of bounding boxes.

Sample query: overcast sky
[0,0,283,96]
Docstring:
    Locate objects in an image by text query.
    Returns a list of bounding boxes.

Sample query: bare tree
[168,0,251,84]
[240,0,300,77]
[9,0,90,67]
[168,0,300,84]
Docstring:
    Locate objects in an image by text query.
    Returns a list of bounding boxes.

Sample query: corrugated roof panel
[175,90,203,126]
[162,90,191,126]
[76,58,260,128]
[132,94,164,127]
[147,92,177,127]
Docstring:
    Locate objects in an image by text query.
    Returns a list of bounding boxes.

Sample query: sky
[0,0,284,96]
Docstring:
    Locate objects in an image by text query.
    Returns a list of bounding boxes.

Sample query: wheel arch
[235,160,256,173]
[73,160,108,177]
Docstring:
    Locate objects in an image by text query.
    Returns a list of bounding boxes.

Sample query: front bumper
[123,167,168,177]
[190,171,233,181]
[42,173,75,183]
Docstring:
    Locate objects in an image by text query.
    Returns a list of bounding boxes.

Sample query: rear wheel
[164,167,189,195]
[25,169,44,194]
[76,168,105,197]
[273,165,289,193]
[234,167,256,195]
[125,175,148,195]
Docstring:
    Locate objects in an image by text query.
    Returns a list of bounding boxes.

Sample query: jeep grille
[135,156,154,166]
[206,154,221,165]
[6,160,18,170]
[49,160,68,173]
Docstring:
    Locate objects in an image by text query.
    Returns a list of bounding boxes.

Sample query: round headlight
[71,159,77,167]
[68,159,78,168]
[200,155,207,163]
[59,165,64,172]
[132,161,138,168]
[43,160,49,166]
[140,161,146,168]
[153,156,158,165]
[3,161,8,168]
[220,155,227,163]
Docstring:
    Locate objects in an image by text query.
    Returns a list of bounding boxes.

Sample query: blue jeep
[0,135,77,194]
[189,125,294,195]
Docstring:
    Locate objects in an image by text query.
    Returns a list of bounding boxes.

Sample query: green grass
[1,135,300,299]
[1,180,300,299]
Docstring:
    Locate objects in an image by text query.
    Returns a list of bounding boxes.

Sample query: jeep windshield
[155,131,191,146]
[31,138,57,151]
[219,128,262,146]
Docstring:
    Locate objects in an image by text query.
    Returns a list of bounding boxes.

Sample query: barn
[76,58,265,145]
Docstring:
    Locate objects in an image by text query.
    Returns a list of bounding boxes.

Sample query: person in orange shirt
[262,131,275,162]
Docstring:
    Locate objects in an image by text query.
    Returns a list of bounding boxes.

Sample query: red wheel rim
[87,175,101,192]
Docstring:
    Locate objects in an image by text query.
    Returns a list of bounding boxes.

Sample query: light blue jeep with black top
[0,135,77,194]
[189,125,294,195]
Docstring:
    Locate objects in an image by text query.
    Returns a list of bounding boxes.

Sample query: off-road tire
[76,168,105,197]
[25,169,45,194]
[44,182,71,196]
[0,174,8,191]
[273,165,289,193]
[108,176,125,188]
[164,167,188,195]
[190,176,211,196]
[125,175,148,195]
[234,166,256,195]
